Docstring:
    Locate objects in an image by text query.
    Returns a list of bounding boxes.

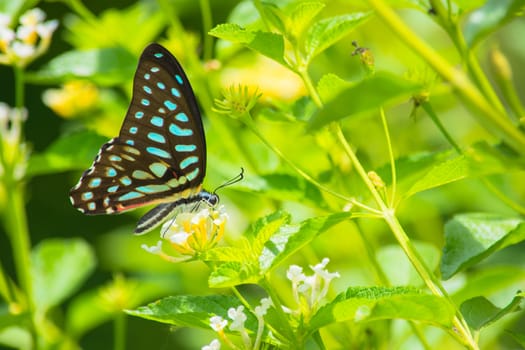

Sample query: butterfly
[69,43,217,234]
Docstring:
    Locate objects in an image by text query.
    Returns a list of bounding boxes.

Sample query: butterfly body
[70,43,215,234]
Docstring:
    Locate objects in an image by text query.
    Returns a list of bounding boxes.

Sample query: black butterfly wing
[70,43,207,215]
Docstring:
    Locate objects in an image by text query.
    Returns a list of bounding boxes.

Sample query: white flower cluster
[141,205,228,261]
[204,298,272,350]
[286,257,340,319]
[0,8,58,67]
[0,103,27,179]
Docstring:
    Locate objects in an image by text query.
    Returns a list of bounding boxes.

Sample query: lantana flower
[286,257,340,320]
[142,204,228,261]
[0,8,58,67]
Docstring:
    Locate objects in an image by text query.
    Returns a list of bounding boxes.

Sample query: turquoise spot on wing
[136,184,171,193]
[141,99,150,106]
[151,67,160,72]
[103,197,110,206]
[88,202,96,210]
[120,176,132,186]
[169,123,193,136]
[108,185,119,193]
[154,52,163,58]
[132,170,153,179]
[118,192,144,201]
[82,192,94,200]
[135,111,144,119]
[146,146,171,159]
[167,178,181,187]
[175,74,183,84]
[143,86,152,94]
[125,140,135,146]
[175,144,197,152]
[171,88,180,97]
[129,126,138,134]
[89,178,102,187]
[157,82,166,90]
[150,116,163,127]
[144,73,150,80]
[164,100,177,111]
[149,162,168,177]
[175,112,189,122]
[147,132,166,144]
[106,167,117,177]
[186,167,199,181]
[180,156,199,169]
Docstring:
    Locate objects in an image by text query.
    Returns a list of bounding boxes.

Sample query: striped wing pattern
[70,43,213,232]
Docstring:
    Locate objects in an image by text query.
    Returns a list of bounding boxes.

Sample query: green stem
[378,108,397,208]
[114,312,126,350]
[367,0,525,155]
[199,0,213,61]
[421,102,462,153]
[429,0,505,113]
[260,277,296,347]
[298,68,322,108]
[4,186,32,310]
[333,124,478,349]
[14,66,24,109]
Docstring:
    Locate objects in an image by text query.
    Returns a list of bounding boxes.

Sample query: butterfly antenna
[213,167,244,195]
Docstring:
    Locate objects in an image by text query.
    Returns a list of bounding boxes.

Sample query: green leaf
[308,72,420,130]
[32,238,96,312]
[208,261,260,287]
[460,293,523,330]
[304,12,371,61]
[27,131,108,177]
[126,295,254,330]
[310,287,455,330]
[64,3,166,52]
[405,142,525,197]
[317,73,351,103]
[25,46,136,86]
[463,0,524,47]
[209,24,287,66]
[208,212,351,287]
[440,213,525,280]
[287,1,325,40]
[376,242,441,286]
[259,212,352,272]
[256,2,286,33]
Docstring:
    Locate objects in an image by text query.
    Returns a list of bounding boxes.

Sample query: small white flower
[36,20,58,38]
[209,316,227,332]
[167,231,190,245]
[227,305,247,331]
[254,297,272,317]
[202,339,221,350]
[141,241,162,254]
[0,27,15,43]
[286,265,305,284]
[0,14,11,28]
[19,8,46,27]
[16,25,34,41]
[11,41,35,58]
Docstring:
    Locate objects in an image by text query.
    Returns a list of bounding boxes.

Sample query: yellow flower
[142,205,228,261]
[42,81,99,118]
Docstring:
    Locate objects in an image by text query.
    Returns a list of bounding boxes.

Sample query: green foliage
[441,213,525,280]
[1,0,525,349]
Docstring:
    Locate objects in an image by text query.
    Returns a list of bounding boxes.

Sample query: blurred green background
[1,0,525,348]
